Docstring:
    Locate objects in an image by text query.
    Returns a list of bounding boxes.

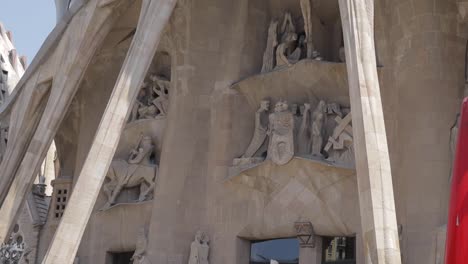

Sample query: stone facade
[0,0,465,263]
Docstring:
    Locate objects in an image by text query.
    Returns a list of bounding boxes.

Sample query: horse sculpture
[102,136,158,210]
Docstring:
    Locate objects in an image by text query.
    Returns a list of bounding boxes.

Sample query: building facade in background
[0,0,465,263]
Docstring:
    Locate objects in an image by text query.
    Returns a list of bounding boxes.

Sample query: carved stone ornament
[129,74,170,122]
[0,224,26,264]
[267,101,295,165]
[188,231,209,264]
[324,112,355,167]
[102,136,158,210]
[131,228,150,264]
[294,221,315,248]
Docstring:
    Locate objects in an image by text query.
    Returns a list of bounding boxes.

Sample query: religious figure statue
[297,103,311,155]
[188,231,209,264]
[261,20,278,73]
[300,0,314,59]
[150,75,170,116]
[102,136,158,210]
[129,74,171,122]
[242,100,270,158]
[275,13,298,68]
[310,101,326,156]
[267,101,295,165]
[324,113,355,167]
[131,228,150,264]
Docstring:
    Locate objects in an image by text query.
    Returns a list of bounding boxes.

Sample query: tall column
[41,0,177,263]
[338,0,401,263]
[0,0,131,243]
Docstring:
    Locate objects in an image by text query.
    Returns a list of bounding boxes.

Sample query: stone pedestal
[299,238,321,264]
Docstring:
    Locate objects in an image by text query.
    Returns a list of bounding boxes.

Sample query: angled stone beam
[41,0,177,263]
[0,0,132,242]
[339,0,402,263]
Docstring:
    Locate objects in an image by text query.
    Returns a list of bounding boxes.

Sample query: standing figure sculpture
[267,101,295,165]
[310,101,326,156]
[242,100,270,158]
[131,228,150,264]
[297,103,311,155]
[261,20,278,73]
[102,136,158,210]
[300,0,315,59]
[188,231,209,264]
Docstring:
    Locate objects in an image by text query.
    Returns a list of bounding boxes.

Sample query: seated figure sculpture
[275,13,299,68]
[102,136,158,210]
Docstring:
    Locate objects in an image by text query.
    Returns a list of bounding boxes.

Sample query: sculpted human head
[141,136,154,151]
[195,231,204,243]
[260,100,270,111]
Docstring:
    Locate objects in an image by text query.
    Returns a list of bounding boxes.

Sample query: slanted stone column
[41,0,177,263]
[0,0,133,244]
[338,0,401,263]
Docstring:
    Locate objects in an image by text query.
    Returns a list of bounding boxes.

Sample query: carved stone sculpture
[150,74,170,116]
[0,225,25,264]
[267,101,294,165]
[275,13,298,69]
[300,0,314,59]
[102,136,158,210]
[297,103,311,155]
[310,101,326,156]
[131,228,150,264]
[324,113,355,167]
[129,75,170,122]
[242,100,270,158]
[261,20,278,73]
[188,231,209,264]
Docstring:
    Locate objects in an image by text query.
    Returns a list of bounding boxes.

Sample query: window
[250,238,299,264]
[54,188,69,218]
[322,237,356,264]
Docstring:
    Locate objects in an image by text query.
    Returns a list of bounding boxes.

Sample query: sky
[1,0,56,63]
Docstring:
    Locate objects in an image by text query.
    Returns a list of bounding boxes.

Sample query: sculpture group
[102,136,158,210]
[129,74,170,122]
[234,99,354,168]
[261,1,322,73]
[188,231,210,264]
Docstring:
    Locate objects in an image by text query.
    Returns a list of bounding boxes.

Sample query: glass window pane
[250,238,299,264]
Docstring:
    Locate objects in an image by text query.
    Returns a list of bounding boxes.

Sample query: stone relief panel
[188,231,210,264]
[102,136,158,210]
[232,99,354,174]
[129,74,171,123]
[0,224,28,264]
[260,1,345,74]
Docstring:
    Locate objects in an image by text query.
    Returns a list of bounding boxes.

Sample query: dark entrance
[108,251,134,264]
